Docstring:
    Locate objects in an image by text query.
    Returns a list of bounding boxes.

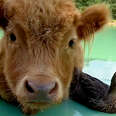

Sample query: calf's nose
[25,79,58,102]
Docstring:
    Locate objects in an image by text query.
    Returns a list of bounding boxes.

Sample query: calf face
[0,0,109,114]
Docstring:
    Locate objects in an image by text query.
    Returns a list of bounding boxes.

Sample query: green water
[0,99,115,116]
[0,29,4,39]
[85,26,116,61]
[0,27,116,116]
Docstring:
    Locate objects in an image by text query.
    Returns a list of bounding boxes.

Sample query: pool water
[0,26,116,116]
[85,26,116,61]
[0,99,116,116]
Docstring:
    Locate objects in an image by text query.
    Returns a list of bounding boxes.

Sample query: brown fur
[0,0,109,114]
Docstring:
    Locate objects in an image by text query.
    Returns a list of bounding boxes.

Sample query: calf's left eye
[9,33,16,42]
[68,40,75,48]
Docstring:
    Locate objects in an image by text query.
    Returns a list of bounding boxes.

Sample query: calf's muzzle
[24,75,59,103]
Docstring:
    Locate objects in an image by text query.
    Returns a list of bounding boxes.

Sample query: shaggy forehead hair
[4,0,79,38]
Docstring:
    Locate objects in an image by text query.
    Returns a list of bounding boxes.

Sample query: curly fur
[70,70,116,113]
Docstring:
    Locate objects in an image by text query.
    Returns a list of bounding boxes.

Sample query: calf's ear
[0,0,9,29]
[77,4,110,41]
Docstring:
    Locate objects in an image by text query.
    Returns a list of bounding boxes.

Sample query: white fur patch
[55,77,63,100]
[16,75,28,97]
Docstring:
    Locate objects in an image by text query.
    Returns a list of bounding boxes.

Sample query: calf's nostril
[25,80,34,93]
[49,82,58,95]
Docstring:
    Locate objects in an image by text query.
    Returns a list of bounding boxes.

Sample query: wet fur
[70,70,116,113]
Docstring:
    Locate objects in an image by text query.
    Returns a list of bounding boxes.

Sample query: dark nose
[25,79,58,102]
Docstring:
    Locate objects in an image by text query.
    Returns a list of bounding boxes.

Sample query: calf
[0,0,109,114]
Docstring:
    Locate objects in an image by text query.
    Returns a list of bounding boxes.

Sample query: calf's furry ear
[77,4,110,40]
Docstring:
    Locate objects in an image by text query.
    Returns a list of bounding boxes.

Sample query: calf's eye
[69,40,75,48]
[9,33,16,42]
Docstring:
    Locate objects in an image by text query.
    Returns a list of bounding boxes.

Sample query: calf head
[0,0,109,112]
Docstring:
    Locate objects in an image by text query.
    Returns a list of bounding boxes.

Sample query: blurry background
[75,0,116,19]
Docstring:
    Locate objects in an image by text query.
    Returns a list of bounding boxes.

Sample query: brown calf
[0,0,109,114]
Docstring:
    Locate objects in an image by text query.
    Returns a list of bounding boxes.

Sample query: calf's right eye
[68,39,75,48]
[9,33,16,42]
